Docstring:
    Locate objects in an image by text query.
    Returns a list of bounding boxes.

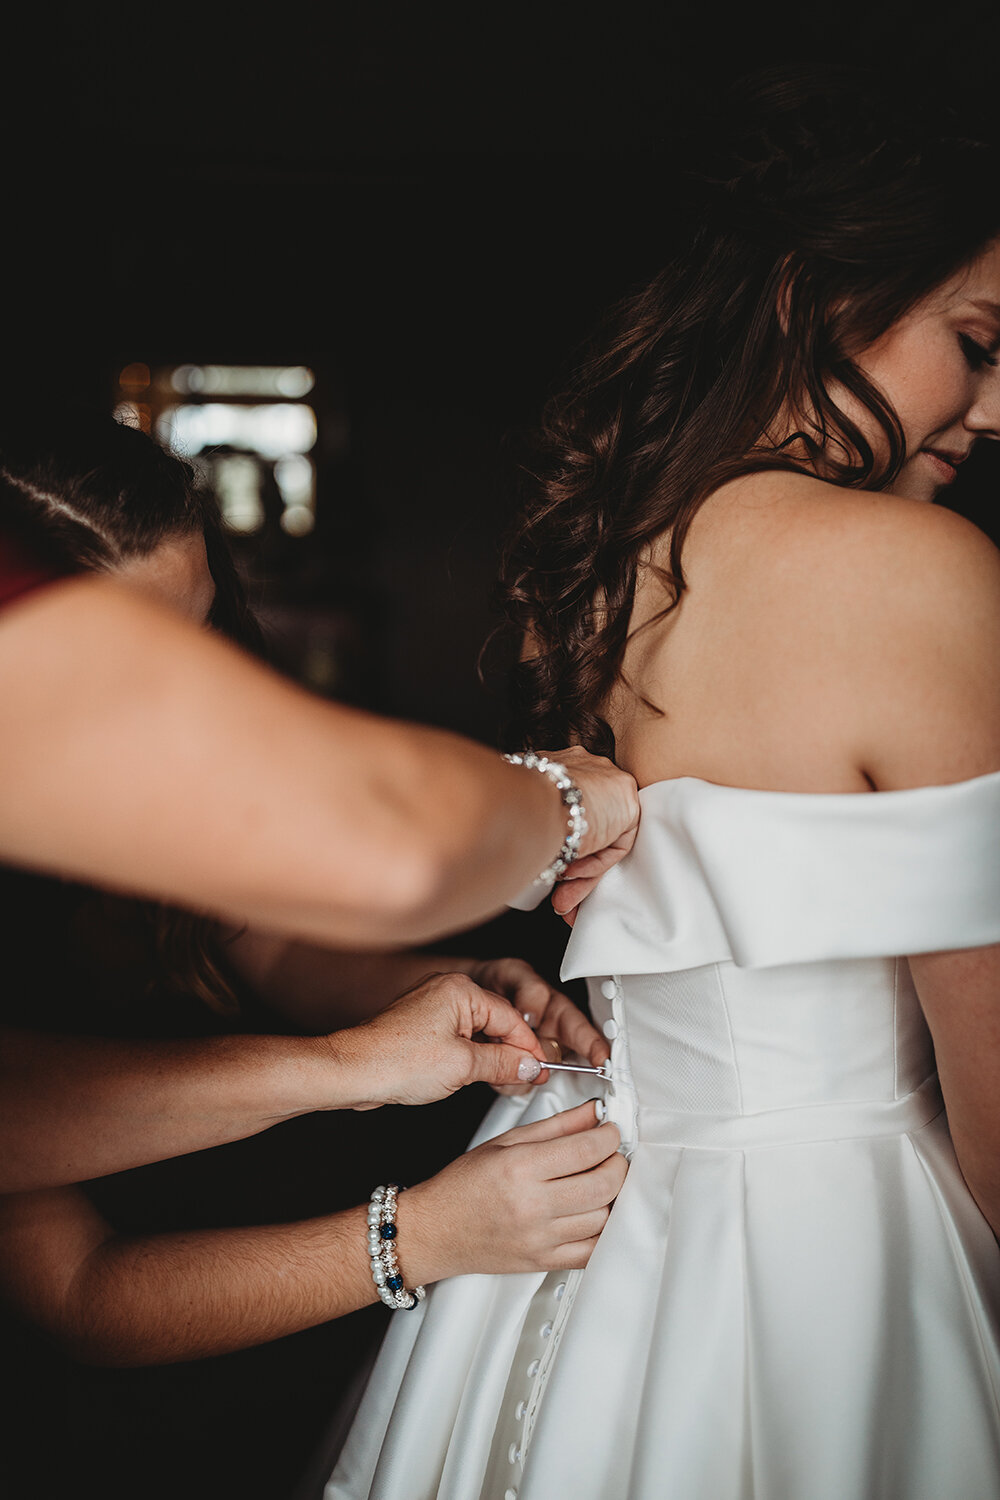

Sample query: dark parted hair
[0,407,263,1017]
[497,66,1000,756]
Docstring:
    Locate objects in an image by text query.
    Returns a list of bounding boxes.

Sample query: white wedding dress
[327,773,1000,1500]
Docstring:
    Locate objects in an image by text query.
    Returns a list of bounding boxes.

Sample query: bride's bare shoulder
[701,472,1000,787]
[688,472,998,639]
[702,470,998,584]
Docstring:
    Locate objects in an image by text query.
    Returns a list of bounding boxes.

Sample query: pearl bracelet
[502,751,588,884]
[367,1184,426,1311]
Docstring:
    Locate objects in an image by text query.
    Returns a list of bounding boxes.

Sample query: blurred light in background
[169,365,315,399]
[274,453,316,535]
[211,453,265,534]
[114,362,154,432]
[158,402,317,459]
[116,363,324,537]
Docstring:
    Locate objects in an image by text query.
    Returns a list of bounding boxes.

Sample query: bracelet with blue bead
[367,1183,426,1311]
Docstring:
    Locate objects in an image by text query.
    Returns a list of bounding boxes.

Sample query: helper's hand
[333,972,548,1109]
[403,1100,628,1276]
[543,746,639,924]
[467,956,609,1094]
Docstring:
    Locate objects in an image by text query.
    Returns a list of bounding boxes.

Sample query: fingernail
[517,1056,542,1082]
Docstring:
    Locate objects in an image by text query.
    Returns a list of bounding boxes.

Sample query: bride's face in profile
[852,237,1000,503]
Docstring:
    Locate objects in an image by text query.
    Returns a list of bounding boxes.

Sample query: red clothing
[0,527,74,610]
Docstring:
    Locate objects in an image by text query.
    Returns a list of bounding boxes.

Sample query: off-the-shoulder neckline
[637,769,1000,803]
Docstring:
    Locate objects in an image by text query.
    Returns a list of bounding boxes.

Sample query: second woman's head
[0,407,258,647]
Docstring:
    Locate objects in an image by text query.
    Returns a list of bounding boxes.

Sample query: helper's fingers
[505,969,555,1020]
[496,1099,606,1146]
[551,829,637,919]
[554,1207,614,1243]
[553,852,607,881]
[539,994,609,1068]
[537,1119,623,1179]
[551,875,599,919]
[538,1036,563,1065]
[466,1041,545,1089]
[548,1152,629,1215]
[470,988,546,1062]
[547,1232,605,1270]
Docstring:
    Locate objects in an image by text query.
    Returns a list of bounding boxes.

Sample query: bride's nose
[965,370,1000,442]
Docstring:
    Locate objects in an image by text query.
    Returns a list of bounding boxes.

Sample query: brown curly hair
[497,67,1000,757]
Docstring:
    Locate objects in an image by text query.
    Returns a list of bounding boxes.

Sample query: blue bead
[386,1274,403,1291]
[380,1223,397,1239]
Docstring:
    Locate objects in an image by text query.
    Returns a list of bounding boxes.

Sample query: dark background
[4,5,1000,1498]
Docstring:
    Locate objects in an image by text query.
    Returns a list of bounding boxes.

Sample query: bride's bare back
[607,469,1000,798]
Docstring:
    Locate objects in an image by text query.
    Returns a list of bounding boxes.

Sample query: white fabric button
[508,1442,521,1464]
[603,1019,619,1039]
[515,1399,527,1420]
[505,1490,518,1500]
[600,979,617,1000]
[540,1321,553,1338]
[527,1358,540,1377]
[554,1282,566,1300]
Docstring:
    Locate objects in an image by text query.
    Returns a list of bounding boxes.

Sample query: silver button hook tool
[539,1060,613,1082]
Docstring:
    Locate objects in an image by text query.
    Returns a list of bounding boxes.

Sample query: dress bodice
[585,958,936,1134]
[561,773,1000,1150]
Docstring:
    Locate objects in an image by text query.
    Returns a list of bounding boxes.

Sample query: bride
[326,68,1000,1499]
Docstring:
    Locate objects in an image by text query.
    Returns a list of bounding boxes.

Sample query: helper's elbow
[335,835,468,947]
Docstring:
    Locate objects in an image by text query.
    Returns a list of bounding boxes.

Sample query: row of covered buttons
[600,979,620,1038]
[597,977,638,1154]
[503,1280,568,1499]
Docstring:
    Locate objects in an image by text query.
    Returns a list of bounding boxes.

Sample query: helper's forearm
[1,1181,472,1366]
[0,1027,355,1192]
[0,578,567,947]
[68,1206,380,1365]
[0,1186,380,1366]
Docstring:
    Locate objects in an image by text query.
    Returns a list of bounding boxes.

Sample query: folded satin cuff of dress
[506,873,556,912]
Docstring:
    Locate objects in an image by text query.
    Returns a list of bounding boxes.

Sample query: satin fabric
[328,773,1000,1500]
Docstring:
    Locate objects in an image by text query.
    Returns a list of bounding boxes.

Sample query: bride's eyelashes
[958,332,999,369]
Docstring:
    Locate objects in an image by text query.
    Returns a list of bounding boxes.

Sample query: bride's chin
[884,468,940,504]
